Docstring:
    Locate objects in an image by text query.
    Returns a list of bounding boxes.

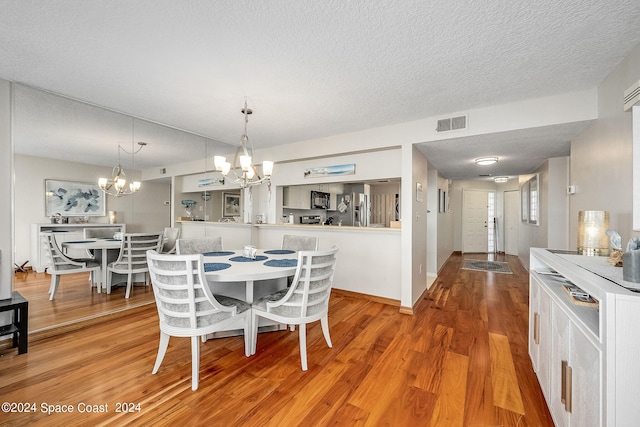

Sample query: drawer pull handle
[560,359,572,413]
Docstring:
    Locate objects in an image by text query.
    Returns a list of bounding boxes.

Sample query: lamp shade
[577,210,610,256]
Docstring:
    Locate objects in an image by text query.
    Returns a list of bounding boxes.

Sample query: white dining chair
[146,250,251,391]
[160,227,181,254]
[282,235,319,251]
[250,245,338,370]
[106,232,163,298]
[282,235,319,289]
[43,232,101,301]
[176,237,223,255]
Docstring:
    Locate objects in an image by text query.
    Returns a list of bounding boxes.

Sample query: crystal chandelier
[213,99,273,189]
[99,120,147,197]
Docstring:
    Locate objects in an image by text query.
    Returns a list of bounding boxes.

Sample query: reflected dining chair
[43,232,101,301]
[251,246,338,370]
[146,250,251,391]
[160,227,181,254]
[106,232,163,298]
[282,235,319,251]
[176,237,223,255]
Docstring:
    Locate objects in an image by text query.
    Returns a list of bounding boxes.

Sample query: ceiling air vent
[436,114,468,132]
[624,80,640,112]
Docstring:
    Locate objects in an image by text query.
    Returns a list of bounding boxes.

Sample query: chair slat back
[270,246,338,318]
[176,237,223,255]
[112,233,162,271]
[282,235,319,251]
[146,250,237,330]
[43,232,88,272]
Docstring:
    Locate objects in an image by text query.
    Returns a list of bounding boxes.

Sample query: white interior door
[462,189,489,253]
[504,190,519,256]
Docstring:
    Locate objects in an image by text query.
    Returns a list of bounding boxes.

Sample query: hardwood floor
[0,252,552,426]
[13,269,155,336]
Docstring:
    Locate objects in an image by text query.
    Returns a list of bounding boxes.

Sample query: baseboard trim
[331,288,399,308]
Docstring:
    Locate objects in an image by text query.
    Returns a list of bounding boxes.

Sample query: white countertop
[178,220,399,231]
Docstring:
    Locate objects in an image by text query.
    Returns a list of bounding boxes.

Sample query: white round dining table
[202,249,298,303]
[61,238,122,292]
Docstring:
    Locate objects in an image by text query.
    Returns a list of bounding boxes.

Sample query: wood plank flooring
[0,252,553,426]
[12,269,155,335]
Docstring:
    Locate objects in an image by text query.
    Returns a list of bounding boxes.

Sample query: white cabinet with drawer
[31,223,126,272]
[529,248,640,426]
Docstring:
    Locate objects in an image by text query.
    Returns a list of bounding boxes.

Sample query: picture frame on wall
[222,192,241,217]
[45,179,105,217]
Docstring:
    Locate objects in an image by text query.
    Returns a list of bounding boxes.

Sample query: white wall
[405,145,429,308]
[435,173,454,275]
[13,154,171,267]
[517,158,570,269]
[426,164,439,285]
[0,79,12,302]
[547,157,570,250]
[570,43,640,246]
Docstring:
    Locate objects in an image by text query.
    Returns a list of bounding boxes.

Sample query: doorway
[462,189,495,253]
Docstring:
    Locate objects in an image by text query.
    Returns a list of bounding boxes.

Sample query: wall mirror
[11,84,212,336]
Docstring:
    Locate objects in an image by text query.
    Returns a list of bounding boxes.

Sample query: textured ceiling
[2,1,640,179]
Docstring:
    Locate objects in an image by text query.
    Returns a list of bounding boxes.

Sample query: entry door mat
[462,259,512,274]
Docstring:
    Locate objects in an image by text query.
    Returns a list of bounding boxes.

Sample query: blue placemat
[264,249,295,254]
[230,255,268,262]
[204,262,231,272]
[64,240,94,244]
[202,251,234,256]
[264,259,297,268]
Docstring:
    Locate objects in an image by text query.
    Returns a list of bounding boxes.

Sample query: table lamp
[577,210,610,256]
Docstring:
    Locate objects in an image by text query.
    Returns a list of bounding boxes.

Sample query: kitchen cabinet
[529,248,640,426]
[283,186,310,209]
[283,184,343,211]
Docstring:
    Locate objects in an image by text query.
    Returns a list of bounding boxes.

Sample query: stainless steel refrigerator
[335,192,368,226]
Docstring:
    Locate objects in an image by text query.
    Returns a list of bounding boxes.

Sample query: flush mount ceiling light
[475,157,498,165]
[213,98,273,189]
[494,176,508,183]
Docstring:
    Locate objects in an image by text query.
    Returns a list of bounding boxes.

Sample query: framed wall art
[45,179,105,217]
[222,192,241,217]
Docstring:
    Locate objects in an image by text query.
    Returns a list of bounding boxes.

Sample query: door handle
[565,363,572,413]
[561,360,567,405]
[561,360,573,413]
[533,313,540,344]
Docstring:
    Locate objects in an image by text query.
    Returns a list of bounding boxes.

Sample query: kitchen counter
[177,220,398,231]
[255,223,399,231]
[176,219,402,302]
